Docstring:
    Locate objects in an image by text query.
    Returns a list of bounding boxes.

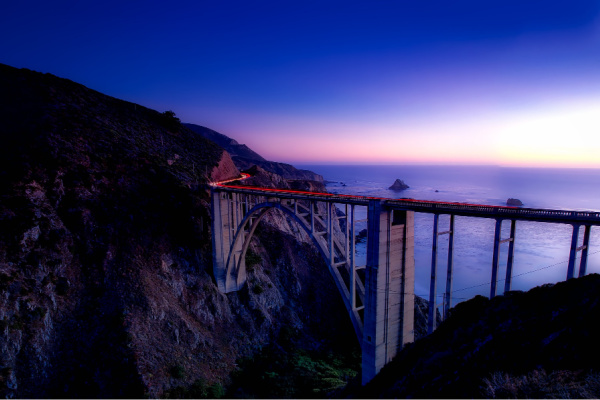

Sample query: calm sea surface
[298,165,600,305]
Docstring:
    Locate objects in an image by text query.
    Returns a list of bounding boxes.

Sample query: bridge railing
[385,199,600,225]
[215,184,600,225]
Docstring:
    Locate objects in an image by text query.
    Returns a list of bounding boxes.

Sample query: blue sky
[2,1,600,166]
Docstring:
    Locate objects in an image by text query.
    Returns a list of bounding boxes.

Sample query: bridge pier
[428,214,439,334]
[444,215,455,320]
[567,224,580,280]
[579,225,591,277]
[211,190,247,292]
[490,219,502,298]
[491,219,517,298]
[568,224,592,279]
[504,220,517,293]
[428,214,454,333]
[362,200,415,385]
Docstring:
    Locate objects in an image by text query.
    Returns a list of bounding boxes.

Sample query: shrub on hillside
[161,110,181,132]
[482,369,600,399]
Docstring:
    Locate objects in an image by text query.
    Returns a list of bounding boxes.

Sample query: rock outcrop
[185,123,324,182]
[209,151,239,182]
[389,179,410,190]
[236,158,324,182]
[239,165,289,189]
[506,198,524,206]
[413,295,442,340]
[287,179,327,193]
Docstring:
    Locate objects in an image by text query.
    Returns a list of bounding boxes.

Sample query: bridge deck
[215,182,600,226]
[212,175,598,384]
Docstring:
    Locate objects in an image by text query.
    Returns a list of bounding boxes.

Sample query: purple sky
[2,1,600,166]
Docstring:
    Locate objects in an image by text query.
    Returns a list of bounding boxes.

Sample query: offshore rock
[506,198,524,206]
[389,179,410,191]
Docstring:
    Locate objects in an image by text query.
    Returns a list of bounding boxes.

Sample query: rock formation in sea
[507,198,524,206]
[389,179,410,190]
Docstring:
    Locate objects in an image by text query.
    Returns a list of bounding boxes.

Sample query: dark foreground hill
[358,273,600,398]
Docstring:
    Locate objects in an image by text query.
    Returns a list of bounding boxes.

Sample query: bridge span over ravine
[210,174,600,384]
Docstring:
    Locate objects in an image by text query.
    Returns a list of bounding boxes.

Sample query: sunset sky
[2,1,600,167]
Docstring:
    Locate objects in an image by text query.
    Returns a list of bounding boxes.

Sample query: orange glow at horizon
[495,100,600,168]
[218,97,600,168]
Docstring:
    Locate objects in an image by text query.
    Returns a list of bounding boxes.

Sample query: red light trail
[213,173,520,210]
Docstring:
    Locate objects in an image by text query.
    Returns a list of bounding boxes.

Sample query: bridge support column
[212,189,246,292]
[579,225,591,277]
[504,220,517,293]
[429,214,454,332]
[490,218,503,298]
[567,224,580,280]
[362,201,415,385]
[428,214,439,334]
[444,214,455,320]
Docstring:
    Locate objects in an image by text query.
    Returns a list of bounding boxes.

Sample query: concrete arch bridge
[210,176,600,384]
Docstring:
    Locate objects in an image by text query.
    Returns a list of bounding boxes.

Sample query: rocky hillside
[182,124,266,163]
[184,123,324,183]
[5,62,562,399]
[359,274,600,398]
[0,64,355,398]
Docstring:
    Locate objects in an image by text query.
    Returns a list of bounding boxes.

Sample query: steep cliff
[183,124,266,162]
[0,64,353,398]
[184,123,324,182]
[209,151,239,183]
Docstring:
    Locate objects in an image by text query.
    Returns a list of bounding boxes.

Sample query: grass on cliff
[163,378,225,399]
[228,333,360,398]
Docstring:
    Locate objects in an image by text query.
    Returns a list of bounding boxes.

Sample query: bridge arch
[211,187,415,384]
[211,181,600,384]
[218,197,365,340]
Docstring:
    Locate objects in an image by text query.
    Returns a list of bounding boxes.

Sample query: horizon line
[288,162,600,170]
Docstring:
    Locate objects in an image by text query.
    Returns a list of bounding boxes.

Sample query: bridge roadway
[211,174,599,384]
[216,179,600,226]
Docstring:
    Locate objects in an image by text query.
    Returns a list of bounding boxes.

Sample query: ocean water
[299,165,600,305]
